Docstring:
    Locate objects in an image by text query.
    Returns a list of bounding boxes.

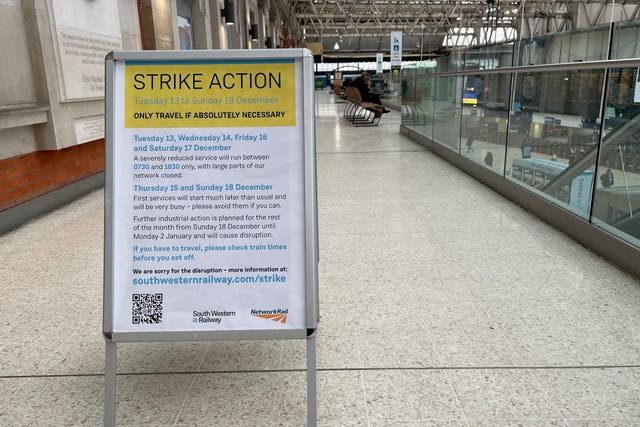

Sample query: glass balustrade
[400,18,640,249]
[506,69,604,219]
[592,68,640,246]
[460,73,511,175]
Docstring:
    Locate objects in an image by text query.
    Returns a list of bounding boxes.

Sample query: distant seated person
[600,168,614,188]
[351,72,390,113]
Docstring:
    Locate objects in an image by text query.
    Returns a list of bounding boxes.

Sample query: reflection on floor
[1,89,640,425]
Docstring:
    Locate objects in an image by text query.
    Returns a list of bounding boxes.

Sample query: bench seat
[343,86,383,126]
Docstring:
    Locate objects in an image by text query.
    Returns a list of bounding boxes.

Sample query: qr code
[132,293,163,324]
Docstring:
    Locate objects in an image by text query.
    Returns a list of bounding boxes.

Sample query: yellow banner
[124,61,296,128]
[306,42,323,56]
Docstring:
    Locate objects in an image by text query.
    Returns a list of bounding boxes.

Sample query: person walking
[466,135,474,153]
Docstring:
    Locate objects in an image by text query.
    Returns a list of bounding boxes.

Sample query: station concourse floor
[2,90,640,426]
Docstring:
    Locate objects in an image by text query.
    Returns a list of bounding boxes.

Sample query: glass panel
[557,35,570,63]
[460,73,510,175]
[402,75,435,139]
[587,29,609,61]
[611,19,640,59]
[436,51,463,73]
[568,32,588,62]
[514,38,543,67]
[417,76,435,141]
[463,43,514,70]
[435,55,449,72]
[400,69,418,130]
[432,76,463,152]
[591,67,640,248]
[515,25,609,66]
[506,70,605,219]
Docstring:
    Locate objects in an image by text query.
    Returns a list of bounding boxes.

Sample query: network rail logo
[251,308,288,324]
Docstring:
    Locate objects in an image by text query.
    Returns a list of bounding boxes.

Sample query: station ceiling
[275,0,640,61]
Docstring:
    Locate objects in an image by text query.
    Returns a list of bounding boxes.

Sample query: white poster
[74,115,104,144]
[634,67,640,103]
[110,57,306,333]
[570,171,594,216]
[51,0,123,100]
[390,31,402,67]
[376,53,384,74]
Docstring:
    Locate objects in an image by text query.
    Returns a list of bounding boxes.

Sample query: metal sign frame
[103,48,318,426]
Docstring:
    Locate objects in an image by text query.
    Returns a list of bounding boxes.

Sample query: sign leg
[104,340,117,427]
[306,334,317,427]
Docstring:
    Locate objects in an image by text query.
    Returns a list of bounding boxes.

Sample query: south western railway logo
[251,308,288,324]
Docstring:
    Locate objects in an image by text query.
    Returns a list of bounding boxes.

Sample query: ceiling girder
[270,0,634,57]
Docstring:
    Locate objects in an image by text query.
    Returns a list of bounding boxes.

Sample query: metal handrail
[410,57,640,79]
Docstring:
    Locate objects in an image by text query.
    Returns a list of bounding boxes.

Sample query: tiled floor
[1,90,640,426]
